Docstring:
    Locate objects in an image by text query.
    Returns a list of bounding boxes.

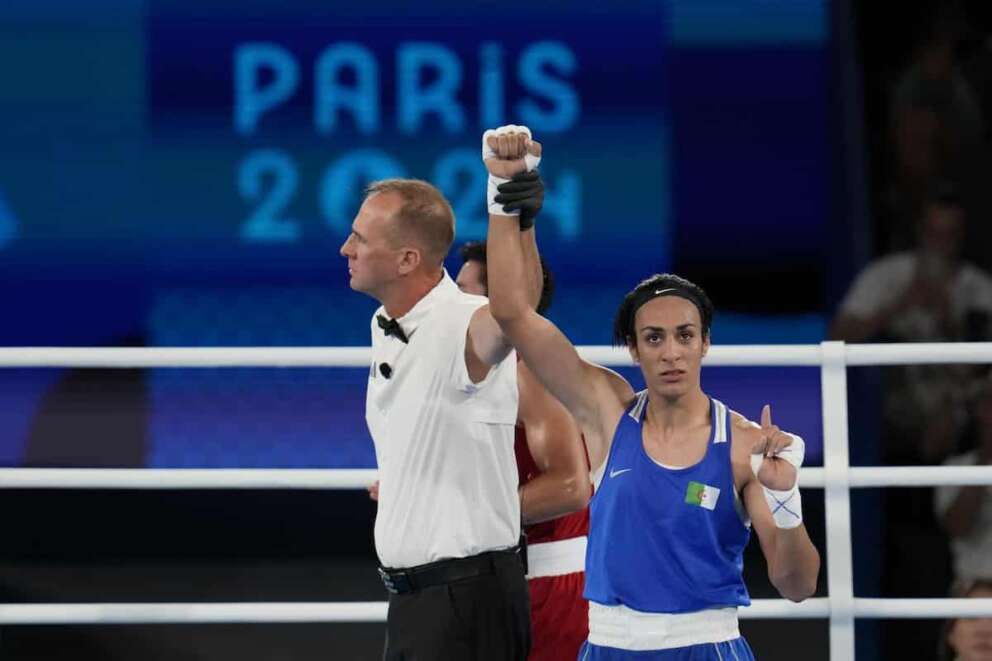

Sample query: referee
[339,127,545,660]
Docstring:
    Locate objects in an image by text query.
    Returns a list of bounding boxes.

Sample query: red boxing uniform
[514,425,590,661]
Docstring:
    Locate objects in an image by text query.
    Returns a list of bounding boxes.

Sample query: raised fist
[482,125,542,179]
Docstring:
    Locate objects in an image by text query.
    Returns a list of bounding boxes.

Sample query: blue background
[0,0,830,469]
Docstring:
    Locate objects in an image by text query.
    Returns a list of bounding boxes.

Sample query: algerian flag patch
[685,481,720,511]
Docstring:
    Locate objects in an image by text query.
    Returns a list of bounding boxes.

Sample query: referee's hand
[368,480,379,502]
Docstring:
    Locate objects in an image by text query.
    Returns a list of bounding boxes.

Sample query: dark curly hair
[458,241,555,315]
[612,273,713,347]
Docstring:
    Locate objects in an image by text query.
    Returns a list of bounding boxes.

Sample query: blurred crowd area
[849,2,992,659]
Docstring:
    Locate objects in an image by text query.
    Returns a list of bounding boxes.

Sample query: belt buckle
[378,567,413,594]
[378,567,398,594]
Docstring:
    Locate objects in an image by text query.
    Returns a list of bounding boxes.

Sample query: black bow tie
[377,314,409,344]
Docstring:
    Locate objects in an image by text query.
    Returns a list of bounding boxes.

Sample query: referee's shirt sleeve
[446,298,486,391]
[444,297,508,393]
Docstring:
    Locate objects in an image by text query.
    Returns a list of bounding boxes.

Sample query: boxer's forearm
[768,525,820,602]
[519,228,542,310]
[488,211,531,323]
[520,470,589,525]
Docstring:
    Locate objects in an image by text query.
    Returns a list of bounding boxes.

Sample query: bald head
[364,179,455,267]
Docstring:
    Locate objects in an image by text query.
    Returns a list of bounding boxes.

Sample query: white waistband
[588,602,739,651]
[526,536,587,579]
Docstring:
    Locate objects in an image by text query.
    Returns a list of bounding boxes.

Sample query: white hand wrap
[751,433,805,529]
[763,484,803,529]
[482,124,541,216]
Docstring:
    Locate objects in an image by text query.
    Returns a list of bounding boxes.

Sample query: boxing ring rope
[2,341,992,661]
[4,598,992,626]
[5,465,992,489]
[1,341,988,368]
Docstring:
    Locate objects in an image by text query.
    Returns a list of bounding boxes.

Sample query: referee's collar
[390,270,457,341]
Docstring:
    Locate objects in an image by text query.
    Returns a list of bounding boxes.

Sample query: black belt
[378,547,522,595]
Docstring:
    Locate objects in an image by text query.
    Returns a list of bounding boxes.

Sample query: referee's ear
[397,247,422,276]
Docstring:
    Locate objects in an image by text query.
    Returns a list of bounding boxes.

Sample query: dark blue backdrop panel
[145,364,822,469]
[0,1,831,468]
[670,48,829,267]
[142,0,670,288]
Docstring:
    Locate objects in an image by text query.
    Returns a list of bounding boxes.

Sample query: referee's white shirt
[366,270,520,569]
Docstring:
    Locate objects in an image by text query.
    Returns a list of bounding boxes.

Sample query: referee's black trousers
[382,551,530,660]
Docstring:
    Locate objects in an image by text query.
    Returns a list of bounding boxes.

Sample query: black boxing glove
[494,170,544,230]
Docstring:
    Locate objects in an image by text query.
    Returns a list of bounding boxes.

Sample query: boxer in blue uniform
[481,126,821,659]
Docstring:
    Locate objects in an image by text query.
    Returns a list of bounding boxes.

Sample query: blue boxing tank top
[584,391,751,613]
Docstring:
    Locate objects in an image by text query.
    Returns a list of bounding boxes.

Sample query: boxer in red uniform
[457,241,591,661]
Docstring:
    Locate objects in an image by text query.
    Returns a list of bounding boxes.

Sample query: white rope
[844,342,992,366]
[4,465,992,489]
[584,345,824,366]
[799,466,992,489]
[0,347,373,368]
[853,598,992,619]
[796,465,992,488]
[0,602,388,625]
[739,598,992,619]
[2,598,991,625]
[741,598,830,619]
[0,468,379,489]
[841,465,992,488]
[1,342,990,368]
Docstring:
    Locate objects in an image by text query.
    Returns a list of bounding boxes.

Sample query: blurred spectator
[892,10,985,151]
[957,13,992,273]
[832,188,992,659]
[831,190,992,462]
[936,380,992,582]
[880,5,985,254]
[940,578,992,661]
[960,3,992,125]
